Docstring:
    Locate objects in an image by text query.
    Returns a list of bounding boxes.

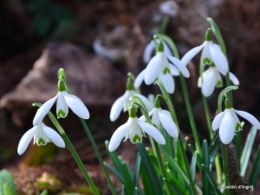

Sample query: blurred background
[0,0,260,194]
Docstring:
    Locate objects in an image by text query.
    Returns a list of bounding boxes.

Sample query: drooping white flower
[108,106,165,152]
[159,0,179,17]
[17,122,65,155]
[135,41,190,94]
[140,97,178,138]
[33,80,90,125]
[212,99,260,144]
[110,78,153,122]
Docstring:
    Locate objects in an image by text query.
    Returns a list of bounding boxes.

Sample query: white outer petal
[159,73,174,94]
[33,95,57,125]
[219,110,235,144]
[229,72,240,85]
[62,91,90,119]
[134,69,145,88]
[17,127,37,155]
[169,64,179,76]
[168,56,190,77]
[151,108,160,127]
[134,93,153,112]
[209,43,228,73]
[234,109,260,129]
[158,109,178,138]
[143,41,155,63]
[201,68,216,97]
[212,111,225,130]
[56,92,68,118]
[108,120,130,151]
[42,123,65,148]
[144,53,161,85]
[197,77,202,87]
[163,42,173,57]
[110,91,128,121]
[137,120,165,144]
[181,43,204,66]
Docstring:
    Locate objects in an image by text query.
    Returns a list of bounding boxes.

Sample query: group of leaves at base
[104,126,260,195]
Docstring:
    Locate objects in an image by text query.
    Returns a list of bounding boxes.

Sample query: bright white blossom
[159,0,179,17]
[108,107,165,152]
[212,99,260,144]
[110,79,153,122]
[181,31,239,96]
[135,41,190,94]
[33,80,90,125]
[140,107,178,138]
[17,122,65,155]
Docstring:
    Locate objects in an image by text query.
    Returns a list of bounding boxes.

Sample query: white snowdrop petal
[163,42,173,57]
[151,109,160,127]
[144,53,161,85]
[139,110,154,122]
[212,112,225,130]
[201,69,216,97]
[169,64,179,76]
[33,95,57,125]
[134,69,145,88]
[143,41,155,63]
[168,56,190,77]
[158,110,178,138]
[181,43,204,66]
[42,124,65,148]
[63,91,90,119]
[197,77,202,87]
[17,127,37,155]
[108,122,129,152]
[229,72,240,85]
[219,110,235,144]
[138,120,165,144]
[159,73,174,94]
[234,109,260,129]
[209,43,229,73]
[110,92,128,121]
[159,1,179,17]
[57,92,68,118]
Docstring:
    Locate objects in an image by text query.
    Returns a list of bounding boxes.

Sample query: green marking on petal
[58,109,66,118]
[132,135,141,143]
[216,80,223,87]
[163,67,170,74]
[37,138,46,145]
[203,57,212,65]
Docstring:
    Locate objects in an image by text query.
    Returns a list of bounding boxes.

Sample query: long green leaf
[122,162,134,195]
[0,170,17,195]
[138,144,163,195]
[105,141,122,173]
[240,126,257,176]
[104,162,124,183]
[209,133,220,170]
[188,144,202,170]
[248,146,260,186]
[190,151,198,181]
[164,179,186,195]
[133,153,141,195]
[202,140,210,195]
[201,165,222,195]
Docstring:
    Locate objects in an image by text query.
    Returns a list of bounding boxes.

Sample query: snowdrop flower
[33,79,90,125]
[17,122,65,155]
[159,1,179,17]
[135,41,190,94]
[108,106,165,152]
[181,29,239,96]
[140,97,178,138]
[212,98,260,144]
[110,78,153,122]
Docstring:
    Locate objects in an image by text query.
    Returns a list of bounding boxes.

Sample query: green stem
[180,75,202,156]
[157,80,197,195]
[79,118,117,195]
[47,112,100,195]
[221,144,231,195]
[202,96,222,184]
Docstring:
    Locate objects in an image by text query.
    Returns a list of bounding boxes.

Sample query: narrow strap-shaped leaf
[240,126,257,176]
[188,144,202,170]
[133,153,141,195]
[122,162,134,195]
[248,146,260,186]
[209,134,220,170]
[201,165,222,195]
[104,162,124,183]
[105,141,122,173]
[202,140,210,195]
[138,143,163,195]
[134,187,145,195]
[190,151,198,181]
[39,190,48,195]
[163,179,186,195]
[140,162,155,195]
